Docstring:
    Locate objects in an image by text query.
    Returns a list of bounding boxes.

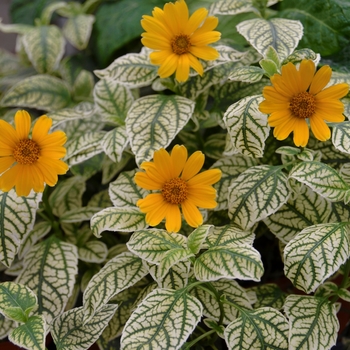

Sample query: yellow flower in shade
[0,110,69,197]
[259,59,349,147]
[141,0,221,83]
[135,145,221,233]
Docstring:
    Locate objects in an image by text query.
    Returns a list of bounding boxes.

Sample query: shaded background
[0,0,16,52]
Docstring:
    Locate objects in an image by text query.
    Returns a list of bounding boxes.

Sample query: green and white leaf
[250,284,285,310]
[83,252,148,323]
[88,189,112,209]
[9,315,46,350]
[187,225,212,254]
[22,25,65,74]
[264,185,333,243]
[66,145,104,168]
[126,94,195,164]
[332,122,350,155]
[94,48,158,88]
[78,240,108,263]
[60,207,102,223]
[72,69,94,101]
[284,223,350,293]
[18,221,51,260]
[49,176,85,218]
[102,126,129,163]
[121,288,202,350]
[224,307,289,350]
[212,154,258,211]
[0,20,32,35]
[228,66,264,83]
[0,314,15,340]
[127,229,187,264]
[289,161,350,202]
[0,282,37,323]
[284,295,339,350]
[16,237,78,324]
[101,152,133,185]
[194,244,264,282]
[259,58,279,77]
[237,18,303,60]
[62,14,95,50]
[90,207,147,238]
[191,279,253,324]
[94,79,134,125]
[338,288,350,302]
[228,165,290,230]
[209,0,260,15]
[223,95,270,158]
[206,225,255,248]
[0,190,42,267]
[0,74,71,111]
[109,170,147,207]
[283,48,319,65]
[51,304,118,350]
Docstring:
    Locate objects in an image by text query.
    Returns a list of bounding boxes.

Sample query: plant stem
[183,329,216,349]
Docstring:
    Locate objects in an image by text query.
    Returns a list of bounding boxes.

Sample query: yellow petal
[314,109,345,123]
[309,65,332,95]
[0,156,15,174]
[141,33,171,51]
[137,193,165,212]
[175,54,190,82]
[189,45,219,61]
[12,164,33,196]
[268,110,293,127]
[293,118,310,147]
[315,83,349,100]
[190,31,221,46]
[187,169,221,186]
[181,150,204,181]
[273,116,298,141]
[165,204,182,232]
[153,148,174,180]
[37,131,67,148]
[29,165,45,193]
[170,145,188,177]
[134,171,163,190]
[31,116,52,143]
[185,7,207,34]
[262,86,290,103]
[0,165,20,193]
[280,62,303,95]
[181,200,203,228]
[0,141,14,156]
[14,110,31,140]
[259,100,290,114]
[150,50,174,65]
[188,54,204,76]
[40,146,66,159]
[143,162,168,184]
[298,60,315,91]
[163,2,180,34]
[193,16,218,35]
[0,120,19,149]
[186,192,217,209]
[141,15,172,38]
[35,157,68,186]
[309,115,331,141]
[157,53,178,78]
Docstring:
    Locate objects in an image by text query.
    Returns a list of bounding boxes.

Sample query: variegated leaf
[102,126,129,163]
[16,236,78,324]
[9,315,46,350]
[0,314,15,340]
[88,189,112,208]
[83,252,148,323]
[72,69,94,101]
[283,48,319,65]
[289,161,350,202]
[126,94,195,164]
[94,79,134,125]
[228,165,290,230]
[0,74,71,111]
[194,245,264,282]
[90,207,147,238]
[127,229,187,264]
[157,249,194,279]
[94,48,158,88]
[62,14,95,50]
[102,152,133,185]
[237,18,303,60]
[0,190,42,267]
[206,225,255,248]
[121,288,202,350]
[284,295,339,350]
[0,282,37,323]
[109,170,147,207]
[209,0,278,15]
[284,223,350,293]
[22,25,65,74]
[223,95,270,158]
[224,307,289,350]
[228,66,264,82]
[332,121,350,155]
[60,207,102,223]
[187,225,212,255]
[67,146,104,168]
[212,155,258,211]
[51,304,118,350]
[250,284,285,310]
[78,240,108,263]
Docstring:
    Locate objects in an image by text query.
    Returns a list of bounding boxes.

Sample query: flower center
[162,178,188,204]
[13,139,41,165]
[289,91,316,119]
[171,34,191,55]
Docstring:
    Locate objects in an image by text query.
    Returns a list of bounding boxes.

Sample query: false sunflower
[0,110,69,197]
[259,59,349,147]
[141,0,221,82]
[135,145,221,233]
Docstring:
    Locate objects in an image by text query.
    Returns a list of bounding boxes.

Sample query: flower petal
[141,33,171,51]
[181,200,203,228]
[0,165,20,193]
[134,171,163,190]
[181,150,204,181]
[37,131,67,148]
[0,120,19,149]
[298,59,315,91]
[31,116,52,143]
[171,145,188,178]
[315,83,349,100]
[14,110,31,140]
[188,54,204,76]
[187,169,222,186]
[309,115,331,141]
[280,62,303,95]
[138,193,169,227]
[165,204,182,232]
[189,45,219,61]
[309,65,332,95]
[186,191,217,209]
[0,156,15,174]
[193,16,218,36]
[175,54,190,82]
[153,148,174,180]
[185,8,207,34]
[293,118,310,147]
[157,53,178,78]
[190,31,221,46]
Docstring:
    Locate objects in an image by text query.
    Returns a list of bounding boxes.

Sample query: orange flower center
[171,34,191,55]
[290,92,316,119]
[162,178,188,204]
[13,139,41,165]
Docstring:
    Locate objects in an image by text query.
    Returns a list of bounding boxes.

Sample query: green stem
[331,257,350,303]
[183,329,216,349]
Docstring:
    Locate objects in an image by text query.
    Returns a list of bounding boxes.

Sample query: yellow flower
[135,145,221,233]
[0,110,69,197]
[141,0,221,83]
[259,59,349,147]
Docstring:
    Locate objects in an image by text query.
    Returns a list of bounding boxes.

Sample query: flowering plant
[0,0,349,349]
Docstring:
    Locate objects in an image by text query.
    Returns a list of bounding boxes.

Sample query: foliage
[0,0,350,349]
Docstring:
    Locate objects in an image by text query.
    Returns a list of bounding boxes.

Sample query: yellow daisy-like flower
[141,0,221,83]
[259,59,349,147]
[135,145,221,233]
[0,110,69,197]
